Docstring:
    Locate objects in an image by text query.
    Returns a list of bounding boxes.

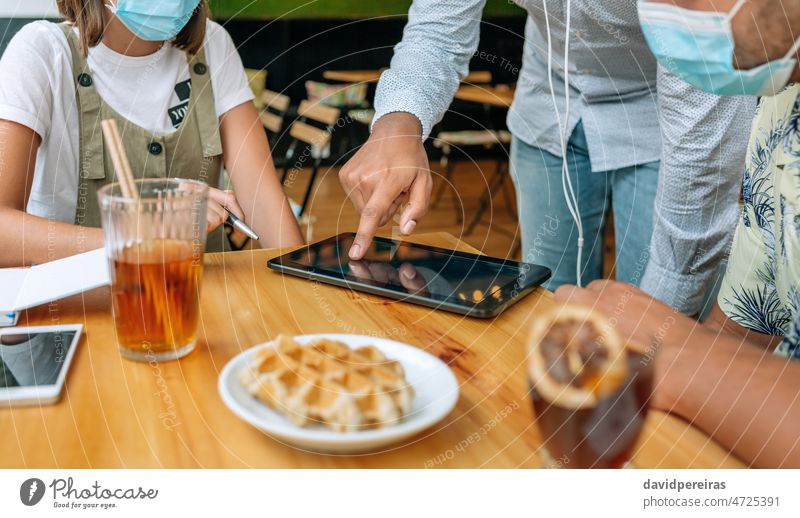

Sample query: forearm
[221,102,303,249]
[0,207,103,267]
[704,303,783,350]
[373,0,486,139]
[661,333,800,467]
[640,66,756,314]
[237,170,304,249]
[228,146,303,249]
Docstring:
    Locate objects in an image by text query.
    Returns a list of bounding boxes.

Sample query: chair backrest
[245,69,268,108]
[305,80,368,108]
[464,70,492,84]
[289,100,341,148]
[259,89,291,134]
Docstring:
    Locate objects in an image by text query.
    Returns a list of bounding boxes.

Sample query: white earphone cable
[542,0,584,287]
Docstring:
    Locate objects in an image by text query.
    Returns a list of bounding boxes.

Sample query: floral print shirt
[718,84,800,359]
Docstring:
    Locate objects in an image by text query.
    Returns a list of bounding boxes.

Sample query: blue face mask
[639,0,800,96]
[106,0,202,41]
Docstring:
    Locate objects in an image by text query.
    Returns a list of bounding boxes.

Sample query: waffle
[240,335,415,432]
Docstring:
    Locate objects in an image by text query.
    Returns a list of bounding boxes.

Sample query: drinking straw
[100,119,138,199]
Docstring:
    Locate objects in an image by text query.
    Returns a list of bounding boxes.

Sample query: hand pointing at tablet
[339,113,433,260]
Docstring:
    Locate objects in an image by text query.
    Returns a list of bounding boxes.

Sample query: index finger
[349,186,400,260]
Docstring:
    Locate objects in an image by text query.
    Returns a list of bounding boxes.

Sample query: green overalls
[60,22,229,252]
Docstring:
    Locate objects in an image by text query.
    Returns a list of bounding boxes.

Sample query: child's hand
[206,187,245,233]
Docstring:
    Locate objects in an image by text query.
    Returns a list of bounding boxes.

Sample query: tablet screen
[276,234,550,309]
[0,330,78,388]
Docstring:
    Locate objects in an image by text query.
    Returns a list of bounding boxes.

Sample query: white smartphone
[0,324,83,407]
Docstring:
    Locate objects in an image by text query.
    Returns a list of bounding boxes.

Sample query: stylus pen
[224,207,260,240]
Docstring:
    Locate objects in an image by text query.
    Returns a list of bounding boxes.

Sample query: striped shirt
[374,0,756,313]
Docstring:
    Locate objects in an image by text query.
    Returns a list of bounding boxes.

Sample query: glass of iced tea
[527,305,653,468]
[98,179,208,362]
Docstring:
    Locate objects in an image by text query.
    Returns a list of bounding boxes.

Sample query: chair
[463,70,492,84]
[305,80,368,108]
[431,79,518,239]
[281,100,342,217]
[305,80,370,157]
[245,68,268,109]
[259,89,291,147]
[346,108,375,127]
[431,129,514,233]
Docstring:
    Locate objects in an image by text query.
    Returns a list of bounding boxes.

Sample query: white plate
[218,334,460,454]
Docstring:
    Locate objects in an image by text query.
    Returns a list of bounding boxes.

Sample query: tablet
[268,233,551,318]
[0,324,83,407]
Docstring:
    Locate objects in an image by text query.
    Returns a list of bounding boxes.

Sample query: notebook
[0,248,110,325]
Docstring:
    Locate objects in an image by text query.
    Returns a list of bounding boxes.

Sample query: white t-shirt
[0,20,254,224]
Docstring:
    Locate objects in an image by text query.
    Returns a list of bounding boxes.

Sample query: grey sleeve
[639,64,756,314]
[372,0,487,139]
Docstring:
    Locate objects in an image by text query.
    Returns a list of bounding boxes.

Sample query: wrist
[652,333,701,415]
[372,112,422,139]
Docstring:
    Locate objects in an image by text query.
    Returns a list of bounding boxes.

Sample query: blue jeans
[509,122,659,290]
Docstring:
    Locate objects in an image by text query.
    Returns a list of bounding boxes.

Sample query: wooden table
[0,233,744,468]
[323,69,492,85]
[322,69,386,83]
[454,85,516,108]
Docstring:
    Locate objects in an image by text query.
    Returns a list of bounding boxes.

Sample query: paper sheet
[0,268,27,313]
[0,248,110,314]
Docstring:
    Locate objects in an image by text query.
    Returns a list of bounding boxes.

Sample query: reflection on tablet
[306,235,518,302]
[270,233,551,317]
[0,331,77,388]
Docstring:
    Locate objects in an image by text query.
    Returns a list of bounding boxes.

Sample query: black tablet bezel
[267,233,551,318]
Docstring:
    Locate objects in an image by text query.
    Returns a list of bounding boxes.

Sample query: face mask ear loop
[782,33,800,60]
[725,0,748,22]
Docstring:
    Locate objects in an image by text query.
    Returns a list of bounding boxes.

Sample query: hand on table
[553,280,711,410]
[205,187,245,234]
[553,280,704,352]
[339,112,432,260]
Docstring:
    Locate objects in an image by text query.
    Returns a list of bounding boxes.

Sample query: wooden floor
[284,159,523,259]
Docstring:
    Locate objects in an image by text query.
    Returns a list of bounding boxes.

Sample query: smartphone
[0,324,83,407]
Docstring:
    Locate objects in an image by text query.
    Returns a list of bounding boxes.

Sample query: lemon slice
[527,305,628,410]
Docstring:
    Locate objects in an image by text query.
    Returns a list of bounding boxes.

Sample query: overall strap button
[148,141,163,155]
[193,63,207,75]
[77,73,93,87]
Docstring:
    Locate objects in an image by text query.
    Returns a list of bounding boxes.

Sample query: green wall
[211,0,524,19]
